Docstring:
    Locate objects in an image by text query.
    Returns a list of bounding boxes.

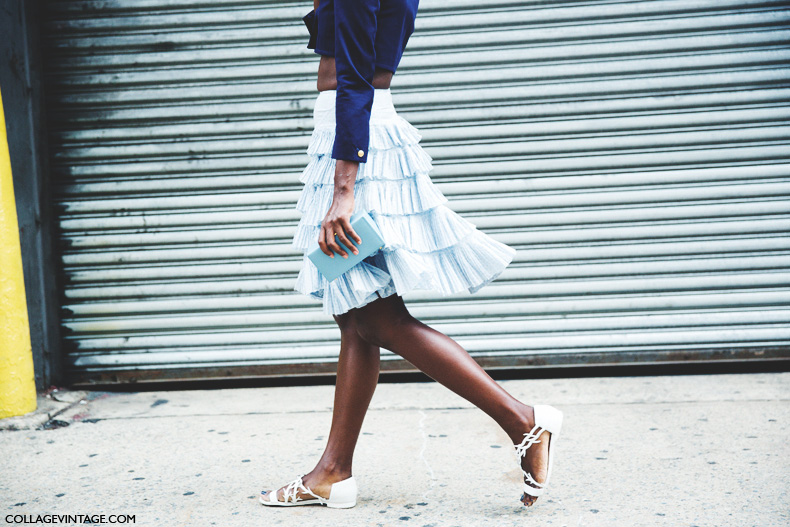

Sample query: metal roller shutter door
[43,0,790,384]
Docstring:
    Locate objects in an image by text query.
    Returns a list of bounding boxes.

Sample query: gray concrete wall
[1,0,64,390]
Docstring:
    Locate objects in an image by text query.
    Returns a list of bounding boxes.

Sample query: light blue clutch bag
[307,211,385,282]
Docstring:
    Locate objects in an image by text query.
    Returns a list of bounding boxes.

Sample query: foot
[260,467,351,504]
[506,405,550,507]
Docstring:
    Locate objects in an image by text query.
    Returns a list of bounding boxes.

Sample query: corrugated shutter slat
[42,0,790,383]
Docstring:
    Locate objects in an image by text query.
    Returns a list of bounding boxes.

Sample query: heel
[326,501,356,509]
[327,476,357,508]
[533,404,563,435]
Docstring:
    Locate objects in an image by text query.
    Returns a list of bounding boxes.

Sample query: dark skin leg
[263,57,550,507]
[262,297,550,507]
[261,308,381,503]
[353,294,550,507]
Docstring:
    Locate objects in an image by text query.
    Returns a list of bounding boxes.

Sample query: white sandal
[259,473,357,509]
[513,404,563,500]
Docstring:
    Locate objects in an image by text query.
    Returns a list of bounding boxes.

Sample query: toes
[261,489,280,502]
[521,493,538,507]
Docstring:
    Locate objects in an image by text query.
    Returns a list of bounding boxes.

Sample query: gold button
[357,149,364,158]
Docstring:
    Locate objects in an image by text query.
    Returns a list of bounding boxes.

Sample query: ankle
[503,403,535,444]
[314,460,352,479]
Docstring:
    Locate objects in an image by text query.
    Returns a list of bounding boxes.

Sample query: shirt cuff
[331,133,368,163]
[302,9,317,49]
[332,88,371,163]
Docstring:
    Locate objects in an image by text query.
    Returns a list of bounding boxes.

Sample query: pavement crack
[418,409,437,503]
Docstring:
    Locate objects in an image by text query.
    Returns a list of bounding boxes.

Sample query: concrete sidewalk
[1,372,787,527]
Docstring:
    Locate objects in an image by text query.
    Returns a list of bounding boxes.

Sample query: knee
[354,318,383,348]
[353,306,414,350]
[334,310,381,351]
[333,311,357,333]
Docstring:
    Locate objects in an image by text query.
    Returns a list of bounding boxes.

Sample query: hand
[319,192,363,259]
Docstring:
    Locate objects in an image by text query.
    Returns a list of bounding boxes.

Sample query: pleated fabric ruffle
[293,89,517,315]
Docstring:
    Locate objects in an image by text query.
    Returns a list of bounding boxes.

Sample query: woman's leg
[351,293,550,506]
[262,308,381,502]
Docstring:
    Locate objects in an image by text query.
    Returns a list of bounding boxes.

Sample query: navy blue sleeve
[302,9,317,49]
[332,0,379,163]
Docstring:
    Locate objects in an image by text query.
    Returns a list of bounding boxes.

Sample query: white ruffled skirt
[292,88,517,315]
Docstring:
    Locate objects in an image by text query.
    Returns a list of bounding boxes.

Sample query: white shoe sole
[259,493,356,508]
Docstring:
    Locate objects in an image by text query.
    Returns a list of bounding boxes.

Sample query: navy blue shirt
[302,0,419,163]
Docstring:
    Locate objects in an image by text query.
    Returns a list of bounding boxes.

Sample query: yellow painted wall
[0,85,37,419]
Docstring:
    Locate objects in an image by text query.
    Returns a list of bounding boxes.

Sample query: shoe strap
[514,424,544,458]
[522,469,545,489]
[282,474,327,504]
[515,425,549,495]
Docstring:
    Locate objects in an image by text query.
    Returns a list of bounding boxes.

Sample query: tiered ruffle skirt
[293,88,517,315]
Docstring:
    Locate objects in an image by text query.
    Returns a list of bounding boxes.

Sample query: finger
[328,239,349,259]
[335,223,358,256]
[318,225,333,258]
[327,224,349,259]
[335,233,356,257]
[339,217,362,246]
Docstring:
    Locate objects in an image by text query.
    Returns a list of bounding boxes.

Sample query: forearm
[321,160,361,259]
[334,159,359,198]
[313,0,319,10]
